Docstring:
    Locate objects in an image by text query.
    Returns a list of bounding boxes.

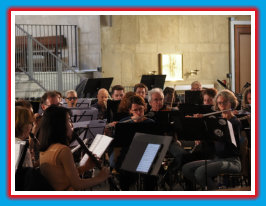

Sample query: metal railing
[15,24,82,94]
[16,24,78,68]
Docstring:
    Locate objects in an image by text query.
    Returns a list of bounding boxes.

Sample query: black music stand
[179,104,214,116]
[121,133,172,176]
[184,90,203,105]
[140,75,166,90]
[177,116,236,190]
[70,108,98,122]
[83,78,113,98]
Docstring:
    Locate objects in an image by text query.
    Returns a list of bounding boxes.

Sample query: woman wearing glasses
[182,89,241,190]
[65,90,78,108]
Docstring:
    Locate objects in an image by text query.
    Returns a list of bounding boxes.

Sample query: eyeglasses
[217,101,228,106]
[67,97,78,101]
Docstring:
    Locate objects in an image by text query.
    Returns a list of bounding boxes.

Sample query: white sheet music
[79,134,113,166]
[227,120,237,147]
[136,144,161,173]
[15,141,26,171]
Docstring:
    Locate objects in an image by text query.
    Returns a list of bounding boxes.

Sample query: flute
[202,109,232,117]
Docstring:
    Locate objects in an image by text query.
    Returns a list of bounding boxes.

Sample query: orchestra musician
[15,106,35,168]
[91,88,109,120]
[39,105,109,191]
[65,90,78,108]
[182,90,241,190]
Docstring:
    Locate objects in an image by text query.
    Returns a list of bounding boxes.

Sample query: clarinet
[72,131,121,191]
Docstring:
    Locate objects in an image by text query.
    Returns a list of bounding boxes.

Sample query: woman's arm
[58,147,109,190]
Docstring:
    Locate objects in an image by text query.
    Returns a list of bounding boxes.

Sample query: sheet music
[227,120,237,147]
[15,141,26,171]
[136,144,161,173]
[79,134,113,166]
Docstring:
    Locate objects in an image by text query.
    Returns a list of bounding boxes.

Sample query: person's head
[148,88,164,111]
[39,105,72,152]
[117,91,135,113]
[134,83,148,99]
[65,90,78,108]
[97,88,109,104]
[242,87,251,108]
[202,88,218,105]
[41,91,61,111]
[15,99,33,113]
[214,89,238,111]
[54,91,63,102]
[191,81,202,91]
[163,87,175,105]
[128,95,146,121]
[15,106,34,140]
[111,85,125,100]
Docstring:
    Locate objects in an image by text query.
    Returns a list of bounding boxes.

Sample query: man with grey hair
[191,81,202,91]
[148,88,168,111]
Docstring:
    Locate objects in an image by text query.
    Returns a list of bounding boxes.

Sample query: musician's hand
[95,167,110,182]
[84,157,96,171]
[107,121,118,128]
[193,113,203,118]
[194,140,201,146]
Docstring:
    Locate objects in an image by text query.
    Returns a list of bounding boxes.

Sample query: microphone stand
[72,131,121,191]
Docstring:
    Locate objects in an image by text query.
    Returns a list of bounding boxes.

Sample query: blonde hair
[15,106,34,137]
[213,89,239,111]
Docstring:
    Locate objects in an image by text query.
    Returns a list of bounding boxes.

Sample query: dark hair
[40,91,58,105]
[202,88,218,99]
[134,83,148,93]
[111,85,125,94]
[128,95,146,110]
[39,105,71,152]
[15,99,33,110]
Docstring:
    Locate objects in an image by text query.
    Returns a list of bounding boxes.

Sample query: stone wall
[101,15,251,88]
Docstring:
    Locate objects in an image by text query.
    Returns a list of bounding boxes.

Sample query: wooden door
[234,25,251,93]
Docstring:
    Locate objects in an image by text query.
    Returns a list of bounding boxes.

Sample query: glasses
[217,101,228,106]
[67,97,78,101]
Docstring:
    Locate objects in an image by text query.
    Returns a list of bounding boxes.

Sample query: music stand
[184,90,203,105]
[179,104,214,116]
[83,78,113,98]
[70,107,98,122]
[140,75,166,90]
[71,119,107,147]
[177,116,236,190]
[120,132,172,176]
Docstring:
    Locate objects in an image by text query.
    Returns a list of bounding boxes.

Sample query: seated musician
[148,88,169,112]
[119,95,155,123]
[182,90,241,190]
[91,88,109,120]
[191,81,202,91]
[16,100,40,167]
[15,106,35,168]
[134,83,148,100]
[240,86,251,114]
[39,105,109,191]
[111,85,125,101]
[65,90,78,108]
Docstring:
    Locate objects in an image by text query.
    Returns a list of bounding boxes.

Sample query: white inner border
[11,10,256,197]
